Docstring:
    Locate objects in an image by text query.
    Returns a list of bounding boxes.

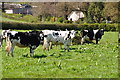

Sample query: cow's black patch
[44,35,48,37]
[68,31,71,39]
[87,30,94,40]
[53,32,59,36]
[65,31,71,40]
[95,30,104,41]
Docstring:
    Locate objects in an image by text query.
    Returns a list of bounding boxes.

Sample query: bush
[46,16,51,22]
[22,15,38,23]
[64,20,73,24]
[50,17,56,22]
[57,17,64,23]
[1,21,118,31]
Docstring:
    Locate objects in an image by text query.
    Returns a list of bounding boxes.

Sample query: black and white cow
[6,31,44,57]
[80,29,104,44]
[42,30,77,51]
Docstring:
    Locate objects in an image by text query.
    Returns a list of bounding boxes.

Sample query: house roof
[0,3,31,10]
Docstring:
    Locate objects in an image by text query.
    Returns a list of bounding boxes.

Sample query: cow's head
[66,30,77,40]
[39,31,44,42]
[70,30,77,39]
[2,29,11,39]
[100,29,104,35]
[81,30,88,37]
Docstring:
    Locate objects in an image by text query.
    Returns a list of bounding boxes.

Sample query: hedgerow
[1,21,118,31]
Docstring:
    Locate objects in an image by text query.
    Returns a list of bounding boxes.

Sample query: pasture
[0,31,118,78]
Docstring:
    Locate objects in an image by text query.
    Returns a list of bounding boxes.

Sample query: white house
[5,10,13,14]
[68,11,85,21]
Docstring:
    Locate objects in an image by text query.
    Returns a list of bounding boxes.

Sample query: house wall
[68,11,84,21]
[5,10,13,14]
[13,8,32,14]
[68,12,79,21]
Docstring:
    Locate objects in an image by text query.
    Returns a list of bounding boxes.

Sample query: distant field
[0,16,27,23]
[0,32,118,78]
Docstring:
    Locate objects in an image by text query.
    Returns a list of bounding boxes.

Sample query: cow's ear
[39,31,43,33]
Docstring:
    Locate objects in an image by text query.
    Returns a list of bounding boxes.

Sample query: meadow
[0,31,118,78]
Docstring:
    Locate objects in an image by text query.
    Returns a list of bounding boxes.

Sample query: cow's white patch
[93,30,98,34]
[10,31,18,36]
[0,42,1,46]
[93,30,98,39]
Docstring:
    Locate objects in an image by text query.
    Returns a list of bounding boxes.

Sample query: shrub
[64,20,73,24]
[22,15,38,23]
[50,17,56,22]
[46,16,51,22]
[57,17,64,23]
[1,21,118,31]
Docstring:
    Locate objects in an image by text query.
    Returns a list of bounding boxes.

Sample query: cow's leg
[0,37,3,47]
[60,44,62,49]
[5,46,10,56]
[30,47,34,57]
[10,45,15,57]
[43,41,49,51]
[67,45,70,52]
[96,39,98,44]
[49,42,52,49]
[64,44,67,51]
[6,52,9,56]
[0,38,2,47]
[81,38,84,45]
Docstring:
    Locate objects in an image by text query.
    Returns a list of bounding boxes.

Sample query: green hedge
[1,21,118,31]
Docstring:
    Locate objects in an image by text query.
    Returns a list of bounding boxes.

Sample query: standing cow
[6,31,44,57]
[81,29,104,44]
[43,30,77,51]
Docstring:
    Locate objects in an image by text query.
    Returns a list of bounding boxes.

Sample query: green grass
[0,16,28,23]
[0,32,118,78]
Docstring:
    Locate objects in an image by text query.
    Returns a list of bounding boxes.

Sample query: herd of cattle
[0,29,104,57]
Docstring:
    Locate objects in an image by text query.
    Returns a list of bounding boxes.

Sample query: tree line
[2,2,119,23]
[30,2,119,23]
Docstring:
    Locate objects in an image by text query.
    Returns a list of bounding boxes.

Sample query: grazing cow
[6,31,44,57]
[81,29,104,44]
[43,30,77,51]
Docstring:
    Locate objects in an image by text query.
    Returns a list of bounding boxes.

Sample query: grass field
[0,31,118,78]
[0,16,27,23]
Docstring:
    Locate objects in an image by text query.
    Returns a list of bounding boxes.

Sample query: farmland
[0,31,118,78]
